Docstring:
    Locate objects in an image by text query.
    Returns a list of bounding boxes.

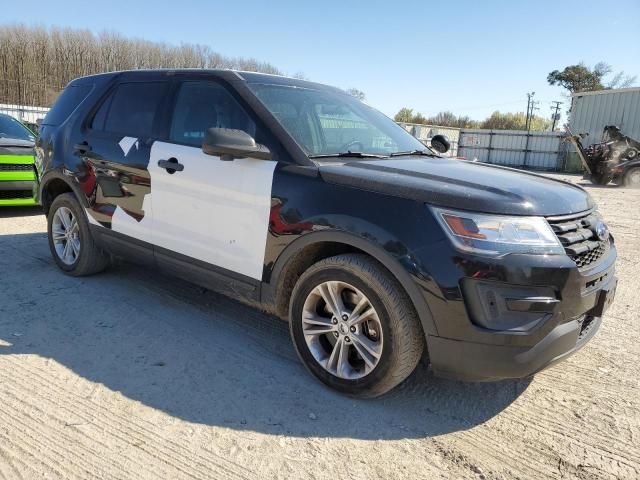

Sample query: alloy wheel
[302,280,383,380]
[52,206,81,265]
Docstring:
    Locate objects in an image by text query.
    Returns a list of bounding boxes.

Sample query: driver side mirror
[202,128,271,161]
[430,134,450,154]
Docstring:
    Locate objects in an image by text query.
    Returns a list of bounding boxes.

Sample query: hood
[318,157,593,216]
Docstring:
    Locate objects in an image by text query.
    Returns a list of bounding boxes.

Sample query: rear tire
[289,254,424,398]
[47,193,109,276]
[624,167,640,188]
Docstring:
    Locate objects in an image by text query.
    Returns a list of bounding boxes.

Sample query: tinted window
[42,84,92,126]
[94,82,166,137]
[169,81,255,147]
[90,92,114,131]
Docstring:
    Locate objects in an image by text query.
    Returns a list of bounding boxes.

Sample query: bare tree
[0,24,284,106]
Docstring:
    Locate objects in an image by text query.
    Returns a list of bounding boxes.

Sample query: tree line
[393,108,552,131]
[0,24,283,106]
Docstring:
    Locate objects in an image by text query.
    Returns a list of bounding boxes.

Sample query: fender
[263,229,439,337]
[38,168,90,214]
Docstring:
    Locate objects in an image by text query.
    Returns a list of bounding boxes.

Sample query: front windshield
[0,114,35,142]
[248,84,428,158]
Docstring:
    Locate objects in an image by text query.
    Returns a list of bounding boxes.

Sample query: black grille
[0,164,33,172]
[546,210,607,270]
[0,190,32,199]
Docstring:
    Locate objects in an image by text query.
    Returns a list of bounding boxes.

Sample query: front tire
[289,254,424,398]
[47,193,109,276]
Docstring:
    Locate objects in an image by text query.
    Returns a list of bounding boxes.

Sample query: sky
[3,0,639,123]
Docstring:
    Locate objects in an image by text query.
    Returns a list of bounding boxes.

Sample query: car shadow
[0,232,530,440]
[0,206,43,218]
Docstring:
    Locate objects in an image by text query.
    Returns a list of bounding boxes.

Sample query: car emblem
[594,221,609,241]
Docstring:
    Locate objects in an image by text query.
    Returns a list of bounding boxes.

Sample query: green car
[0,113,37,206]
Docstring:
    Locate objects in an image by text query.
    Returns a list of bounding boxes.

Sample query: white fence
[398,122,565,171]
[0,103,49,124]
[458,129,564,171]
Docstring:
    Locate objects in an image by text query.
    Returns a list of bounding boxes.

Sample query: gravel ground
[0,174,638,480]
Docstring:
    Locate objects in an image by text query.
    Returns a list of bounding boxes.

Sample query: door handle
[74,142,91,154]
[158,158,184,174]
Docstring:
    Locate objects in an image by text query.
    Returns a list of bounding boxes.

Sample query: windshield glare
[0,114,35,142]
[248,84,428,158]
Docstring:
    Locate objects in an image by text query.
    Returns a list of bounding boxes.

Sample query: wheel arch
[40,171,87,216]
[263,230,438,337]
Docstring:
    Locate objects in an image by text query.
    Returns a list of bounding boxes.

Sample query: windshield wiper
[308,151,388,159]
[388,149,437,157]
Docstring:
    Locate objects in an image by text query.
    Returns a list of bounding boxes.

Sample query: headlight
[431,206,564,256]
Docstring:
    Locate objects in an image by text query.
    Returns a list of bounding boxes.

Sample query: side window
[169,81,256,147]
[90,92,113,131]
[91,82,166,138]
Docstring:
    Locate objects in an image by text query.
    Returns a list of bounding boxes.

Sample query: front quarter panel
[265,164,451,336]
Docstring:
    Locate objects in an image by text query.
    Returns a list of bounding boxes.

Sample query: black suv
[35,70,617,397]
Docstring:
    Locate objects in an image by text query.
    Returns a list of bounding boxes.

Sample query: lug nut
[333,332,339,338]
[331,318,338,324]
[350,326,356,333]
[345,336,350,343]
[342,314,348,321]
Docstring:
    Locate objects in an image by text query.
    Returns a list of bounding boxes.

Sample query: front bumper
[429,314,604,381]
[423,239,617,382]
[0,180,37,205]
[0,155,37,205]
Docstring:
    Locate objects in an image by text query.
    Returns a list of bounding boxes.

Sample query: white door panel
[150,141,276,280]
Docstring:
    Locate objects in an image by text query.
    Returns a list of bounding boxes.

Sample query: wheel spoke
[69,218,79,234]
[70,238,81,257]
[351,336,379,370]
[351,332,382,361]
[52,227,66,241]
[348,298,376,326]
[62,240,72,262]
[58,210,71,230]
[303,313,336,336]
[326,337,350,378]
[336,339,350,378]
[318,282,345,318]
[326,337,343,373]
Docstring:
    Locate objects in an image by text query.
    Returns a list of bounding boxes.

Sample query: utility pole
[525,92,535,130]
[550,101,563,131]
[529,100,540,128]
[523,92,537,168]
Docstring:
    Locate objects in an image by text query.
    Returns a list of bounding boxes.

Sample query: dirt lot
[0,174,638,480]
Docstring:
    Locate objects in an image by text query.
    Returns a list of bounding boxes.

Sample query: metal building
[569,87,640,144]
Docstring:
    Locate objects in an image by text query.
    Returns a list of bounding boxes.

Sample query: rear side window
[169,81,255,147]
[92,82,167,138]
[42,84,93,126]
